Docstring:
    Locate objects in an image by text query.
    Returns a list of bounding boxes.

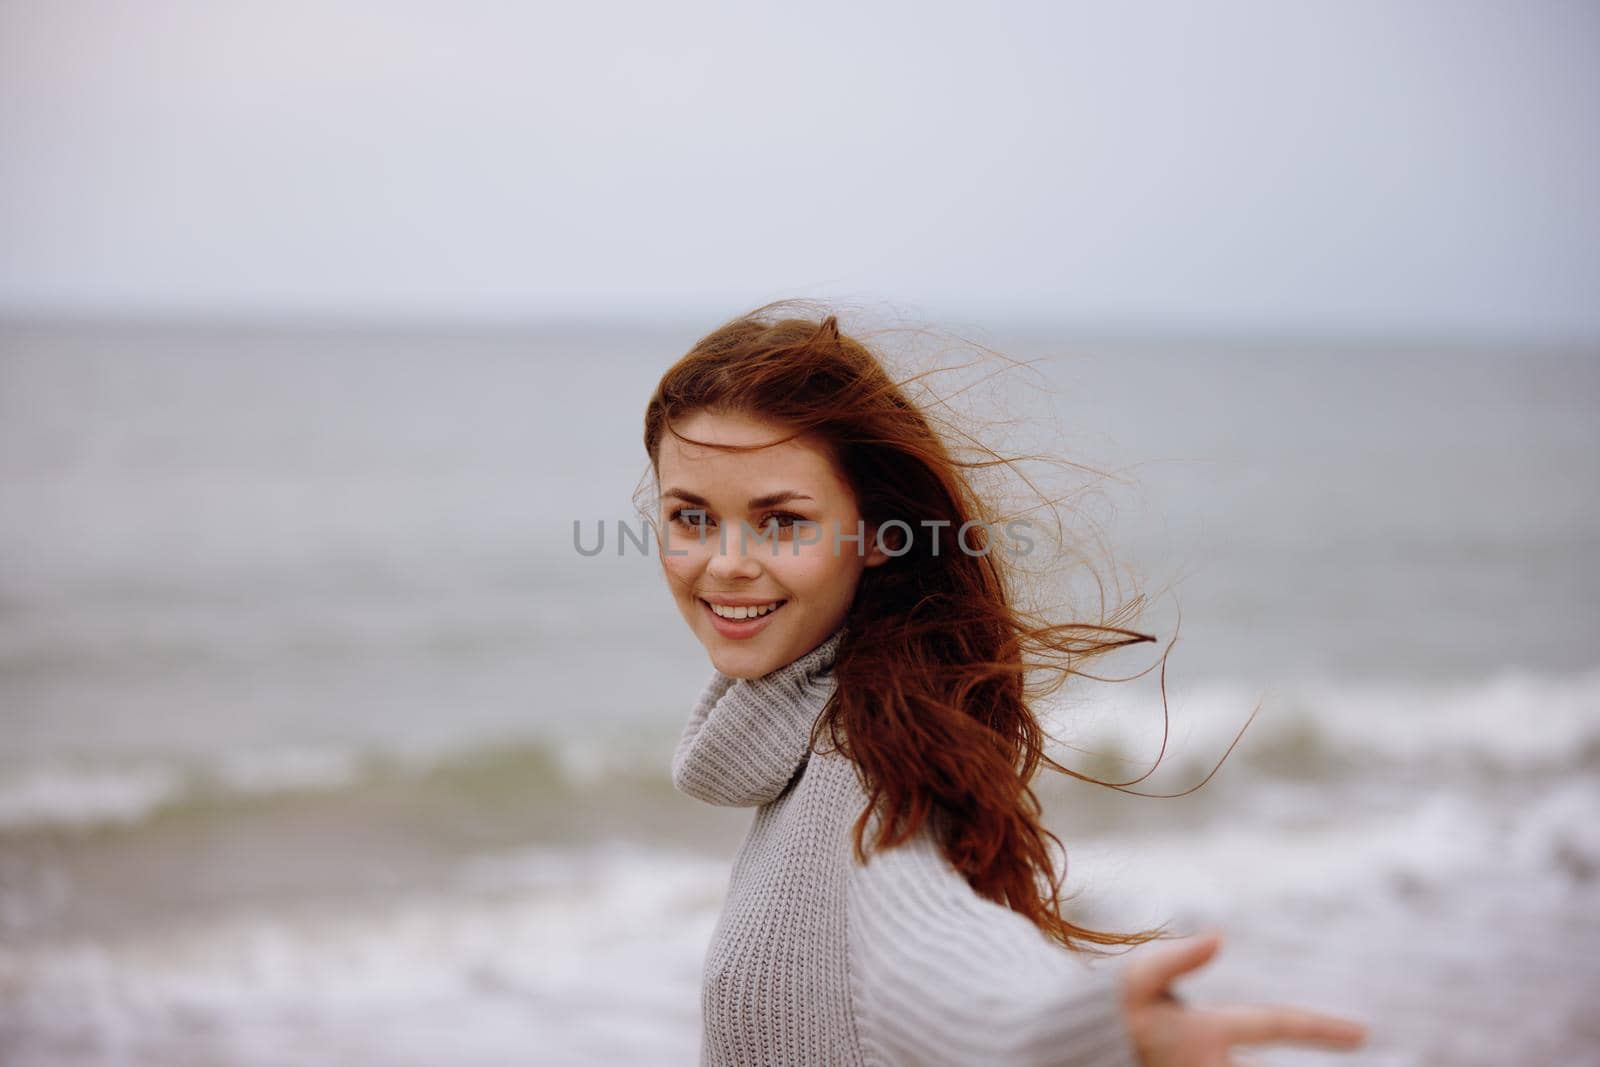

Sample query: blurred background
[1,2,1596,1064]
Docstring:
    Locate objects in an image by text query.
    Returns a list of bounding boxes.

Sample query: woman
[642,303,1369,1066]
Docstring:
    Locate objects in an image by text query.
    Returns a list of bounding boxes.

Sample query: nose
[704,533,764,582]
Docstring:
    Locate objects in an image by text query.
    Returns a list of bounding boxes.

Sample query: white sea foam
[0,762,186,830]
[210,746,366,794]
[0,842,726,1067]
[4,807,1597,1067]
[0,746,371,833]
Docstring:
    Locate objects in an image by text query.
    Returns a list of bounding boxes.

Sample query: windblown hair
[640,300,1252,956]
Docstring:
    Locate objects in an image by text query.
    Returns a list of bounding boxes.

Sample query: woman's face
[654,409,888,679]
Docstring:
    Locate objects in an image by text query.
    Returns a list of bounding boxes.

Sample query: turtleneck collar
[671,626,847,807]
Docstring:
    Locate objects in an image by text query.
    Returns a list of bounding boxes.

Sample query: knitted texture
[672,626,1140,1067]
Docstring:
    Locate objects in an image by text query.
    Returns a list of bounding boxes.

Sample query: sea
[0,318,1596,1065]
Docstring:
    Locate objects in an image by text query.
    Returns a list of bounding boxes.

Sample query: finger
[1122,930,1223,1003]
[1212,1003,1369,1049]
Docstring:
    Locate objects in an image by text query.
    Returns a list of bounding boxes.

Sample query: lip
[699,596,787,639]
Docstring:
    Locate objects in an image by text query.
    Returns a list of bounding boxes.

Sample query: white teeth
[707,601,782,620]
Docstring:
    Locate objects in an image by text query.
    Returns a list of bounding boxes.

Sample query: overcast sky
[1,0,1596,339]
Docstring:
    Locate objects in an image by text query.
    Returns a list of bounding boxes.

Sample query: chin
[704,644,772,680]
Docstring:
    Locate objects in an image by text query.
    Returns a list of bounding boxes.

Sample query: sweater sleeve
[845,822,1141,1067]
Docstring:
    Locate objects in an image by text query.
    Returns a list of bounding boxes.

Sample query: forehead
[657,410,841,491]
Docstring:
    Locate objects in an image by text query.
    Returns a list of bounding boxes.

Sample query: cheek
[658,535,705,591]
[777,542,865,601]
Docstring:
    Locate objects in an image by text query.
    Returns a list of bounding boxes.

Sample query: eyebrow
[660,488,816,509]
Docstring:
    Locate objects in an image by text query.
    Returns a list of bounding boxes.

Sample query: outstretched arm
[1117,932,1369,1067]
[845,823,1140,1067]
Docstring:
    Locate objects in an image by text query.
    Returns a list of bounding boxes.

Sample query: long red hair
[641,300,1254,956]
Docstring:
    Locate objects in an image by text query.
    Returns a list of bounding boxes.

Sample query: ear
[863,522,894,568]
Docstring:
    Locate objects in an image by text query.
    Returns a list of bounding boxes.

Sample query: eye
[758,511,805,534]
[668,507,714,530]
[665,505,716,531]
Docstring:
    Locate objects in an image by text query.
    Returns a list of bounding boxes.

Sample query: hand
[1118,930,1369,1067]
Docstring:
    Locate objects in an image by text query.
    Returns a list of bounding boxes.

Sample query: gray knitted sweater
[671,626,1140,1067]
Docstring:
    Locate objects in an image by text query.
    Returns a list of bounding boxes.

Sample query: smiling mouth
[699,598,787,621]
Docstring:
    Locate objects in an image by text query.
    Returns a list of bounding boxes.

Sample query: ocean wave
[1045,665,1600,780]
[0,763,188,832]
[3,665,1597,835]
[0,732,672,835]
